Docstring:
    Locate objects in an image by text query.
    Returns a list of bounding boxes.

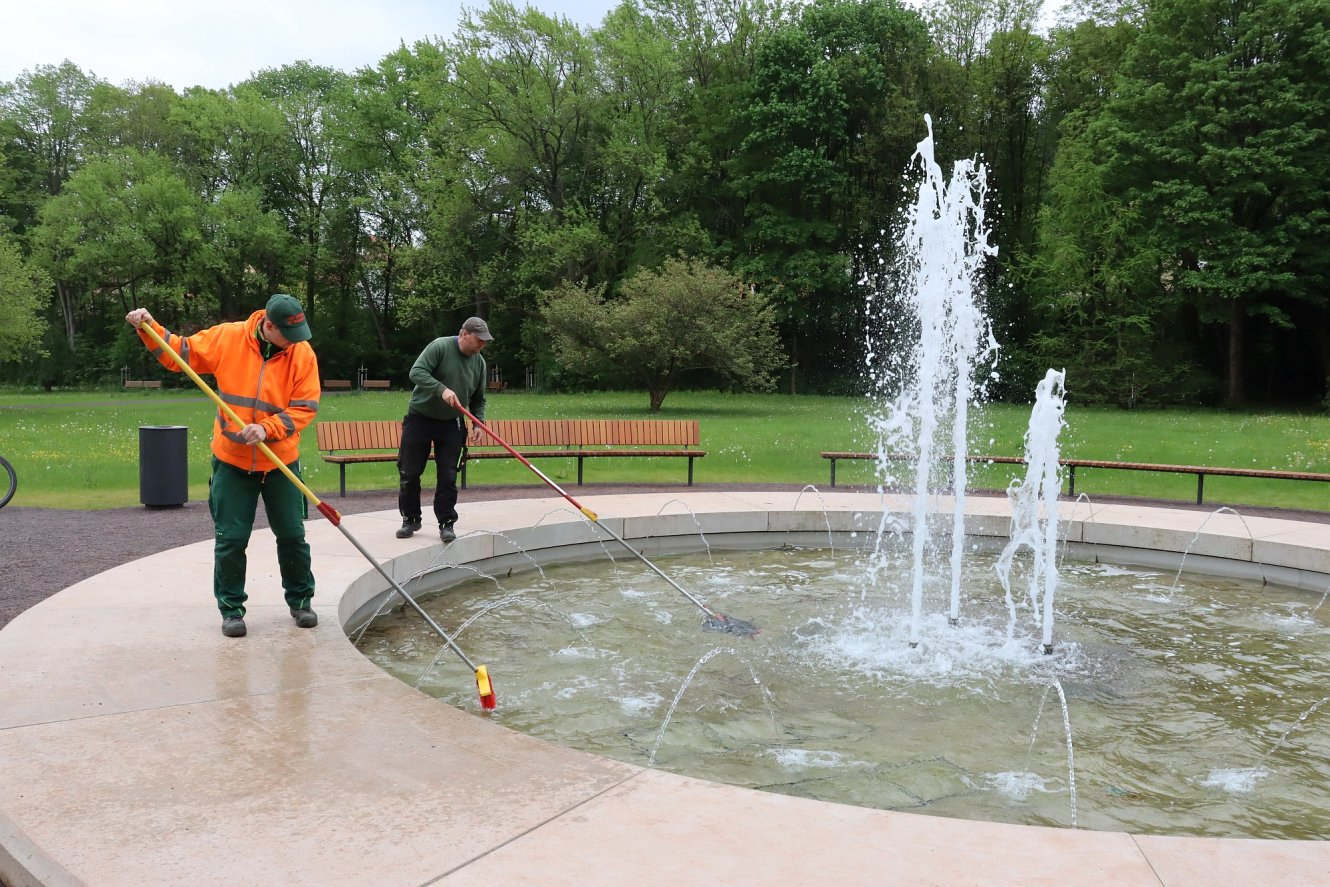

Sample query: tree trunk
[357,271,387,351]
[648,388,666,412]
[788,329,798,395]
[1226,301,1245,407]
[57,280,77,351]
[1319,303,1330,404]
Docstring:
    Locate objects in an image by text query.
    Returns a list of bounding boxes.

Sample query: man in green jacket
[395,316,492,542]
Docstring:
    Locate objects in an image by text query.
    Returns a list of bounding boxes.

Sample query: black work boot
[396,518,422,539]
[222,616,247,638]
[440,522,457,543]
[291,608,318,628]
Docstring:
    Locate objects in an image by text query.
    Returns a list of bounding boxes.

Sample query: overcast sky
[1,0,624,92]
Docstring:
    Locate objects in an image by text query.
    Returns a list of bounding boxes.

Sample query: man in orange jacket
[126,294,321,638]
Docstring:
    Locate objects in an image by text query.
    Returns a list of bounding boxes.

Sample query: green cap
[265,294,311,343]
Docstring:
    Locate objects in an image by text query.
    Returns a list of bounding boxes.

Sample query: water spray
[455,404,759,637]
[137,323,497,710]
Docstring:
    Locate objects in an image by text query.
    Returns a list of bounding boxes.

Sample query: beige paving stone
[440,769,1162,887]
[0,679,636,886]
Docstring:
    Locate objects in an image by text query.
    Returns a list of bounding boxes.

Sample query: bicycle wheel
[0,455,16,509]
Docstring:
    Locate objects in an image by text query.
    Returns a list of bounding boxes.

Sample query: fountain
[865,113,999,643]
[5,119,1329,887]
[353,120,1330,841]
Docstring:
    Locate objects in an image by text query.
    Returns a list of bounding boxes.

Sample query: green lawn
[0,387,1326,510]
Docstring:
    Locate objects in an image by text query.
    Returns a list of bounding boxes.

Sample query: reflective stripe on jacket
[138,309,320,473]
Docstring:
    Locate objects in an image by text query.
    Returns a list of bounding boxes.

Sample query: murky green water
[356,547,1330,838]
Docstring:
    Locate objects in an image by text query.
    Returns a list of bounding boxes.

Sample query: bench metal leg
[339,465,346,497]
[688,457,694,486]
[577,457,584,486]
[1197,474,1204,505]
[829,458,837,488]
[1067,465,1076,497]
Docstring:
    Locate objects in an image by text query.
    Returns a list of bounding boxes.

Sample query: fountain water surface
[359,546,1330,838]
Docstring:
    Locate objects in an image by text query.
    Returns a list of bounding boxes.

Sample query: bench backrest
[316,420,402,452]
[316,418,699,452]
[573,419,698,447]
[480,419,699,448]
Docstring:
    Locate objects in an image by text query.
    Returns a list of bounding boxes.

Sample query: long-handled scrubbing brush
[138,323,498,709]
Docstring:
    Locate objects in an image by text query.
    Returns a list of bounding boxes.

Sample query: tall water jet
[865,114,998,645]
[995,369,1067,653]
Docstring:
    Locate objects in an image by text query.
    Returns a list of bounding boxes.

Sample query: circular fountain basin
[356,543,1330,839]
[2,491,1328,885]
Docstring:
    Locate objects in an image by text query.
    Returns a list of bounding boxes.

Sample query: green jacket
[405,336,487,422]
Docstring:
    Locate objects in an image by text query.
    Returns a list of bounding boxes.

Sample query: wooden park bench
[322,379,352,391]
[361,379,391,391]
[819,451,1330,505]
[317,418,705,496]
[123,380,162,389]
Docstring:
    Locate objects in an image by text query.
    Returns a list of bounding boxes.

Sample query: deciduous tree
[540,256,784,410]
[0,235,52,362]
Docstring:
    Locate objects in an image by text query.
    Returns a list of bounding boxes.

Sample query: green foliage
[1085,0,1330,405]
[0,235,52,361]
[1,0,1329,409]
[36,150,202,290]
[540,256,786,410]
[728,0,931,385]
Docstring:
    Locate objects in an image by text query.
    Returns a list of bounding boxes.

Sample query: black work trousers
[396,412,467,527]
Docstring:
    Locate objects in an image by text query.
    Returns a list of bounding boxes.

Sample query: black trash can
[139,425,188,507]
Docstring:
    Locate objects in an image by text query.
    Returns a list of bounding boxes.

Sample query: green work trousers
[209,456,314,618]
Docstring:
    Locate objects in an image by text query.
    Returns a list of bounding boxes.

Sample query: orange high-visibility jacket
[137,309,321,473]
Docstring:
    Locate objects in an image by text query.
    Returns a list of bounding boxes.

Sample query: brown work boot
[222,616,247,638]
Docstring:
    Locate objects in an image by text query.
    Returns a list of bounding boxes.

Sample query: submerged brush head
[702,614,761,637]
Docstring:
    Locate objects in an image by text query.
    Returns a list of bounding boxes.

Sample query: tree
[170,87,296,318]
[33,150,202,347]
[591,2,697,270]
[0,62,98,213]
[1021,12,1165,404]
[443,0,605,320]
[1090,0,1330,406]
[240,63,354,315]
[540,256,785,410]
[0,62,101,354]
[728,0,930,390]
[1024,126,1192,404]
[0,235,52,361]
[337,47,440,350]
